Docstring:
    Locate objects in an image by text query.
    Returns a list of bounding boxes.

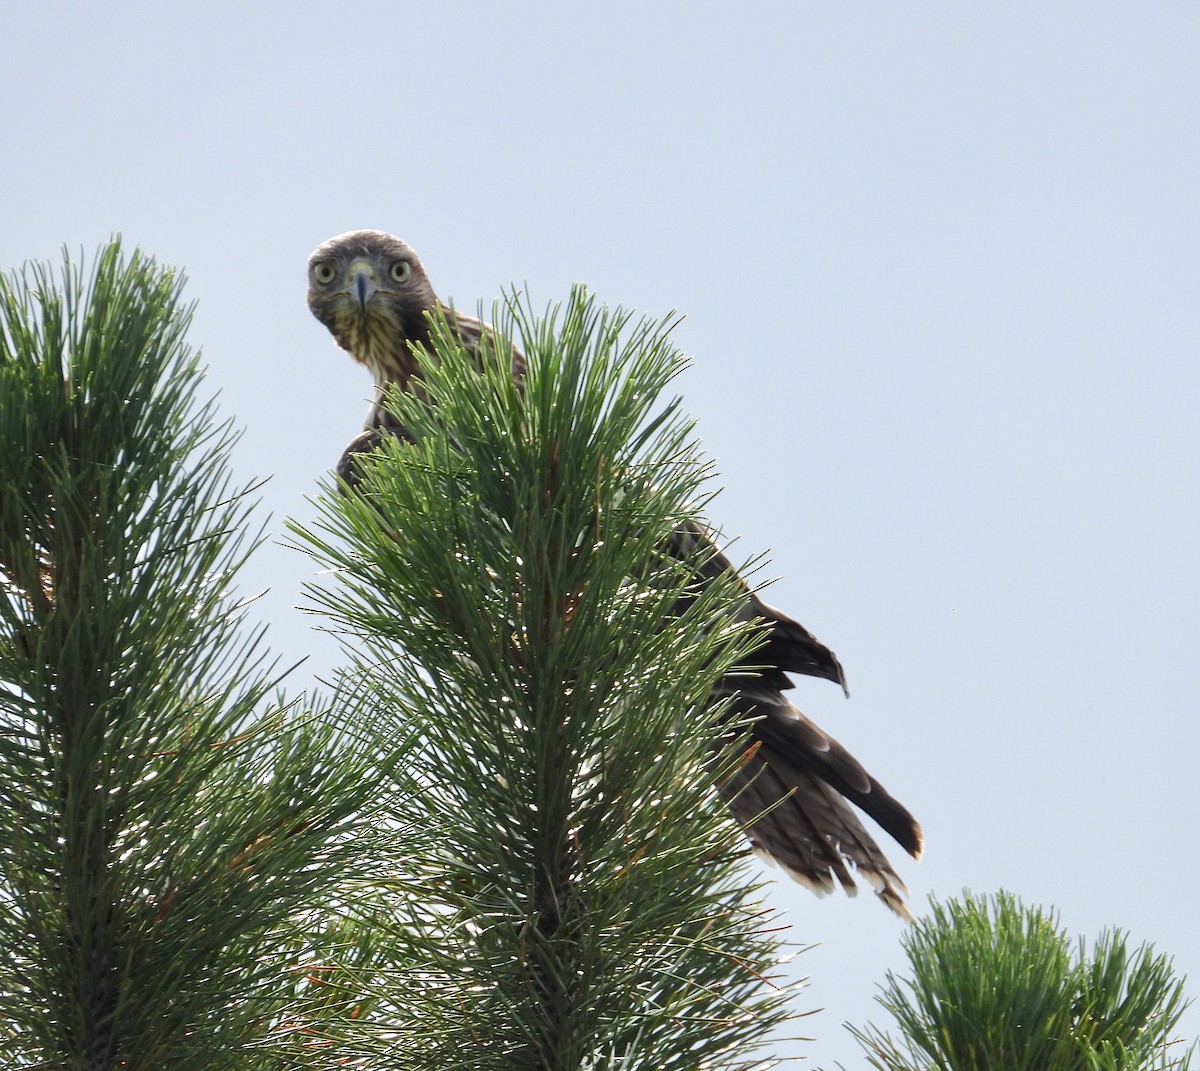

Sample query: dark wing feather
[439,308,527,385]
[671,521,921,914]
[668,520,846,693]
[715,685,921,916]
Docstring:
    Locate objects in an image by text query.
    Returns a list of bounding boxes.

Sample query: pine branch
[292,288,797,1070]
[0,242,373,1071]
[847,890,1196,1071]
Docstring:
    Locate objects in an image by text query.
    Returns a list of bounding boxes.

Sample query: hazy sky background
[5,5,1199,1065]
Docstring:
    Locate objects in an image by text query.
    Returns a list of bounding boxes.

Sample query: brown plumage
[307,229,922,914]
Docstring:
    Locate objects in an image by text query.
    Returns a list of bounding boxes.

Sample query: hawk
[307,230,923,915]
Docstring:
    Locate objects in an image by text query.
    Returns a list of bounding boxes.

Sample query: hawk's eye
[312,261,337,285]
[390,260,412,284]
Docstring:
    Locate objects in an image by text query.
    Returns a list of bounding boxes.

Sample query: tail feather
[715,688,922,918]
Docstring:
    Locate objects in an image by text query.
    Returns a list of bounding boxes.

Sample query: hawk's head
[307,230,438,384]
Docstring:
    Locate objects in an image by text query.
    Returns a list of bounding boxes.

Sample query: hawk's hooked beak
[348,259,378,313]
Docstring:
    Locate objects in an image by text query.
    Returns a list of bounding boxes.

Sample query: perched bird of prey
[307,229,923,914]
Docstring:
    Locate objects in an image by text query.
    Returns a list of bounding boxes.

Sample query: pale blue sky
[5,5,1199,1065]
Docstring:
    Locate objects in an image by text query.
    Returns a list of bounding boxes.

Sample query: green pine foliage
[847,890,1194,1071]
[0,243,373,1070]
[291,290,797,1070]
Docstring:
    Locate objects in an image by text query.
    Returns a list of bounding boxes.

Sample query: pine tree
[291,290,798,1069]
[0,242,371,1070]
[847,890,1195,1071]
